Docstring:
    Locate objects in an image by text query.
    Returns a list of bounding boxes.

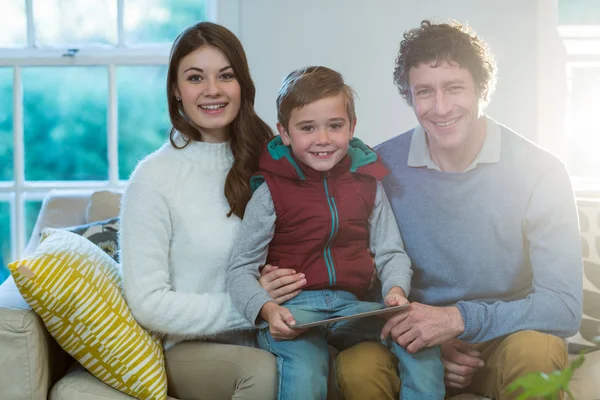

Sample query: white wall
[218,0,565,148]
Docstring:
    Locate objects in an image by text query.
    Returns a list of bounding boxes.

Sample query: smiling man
[335,20,583,400]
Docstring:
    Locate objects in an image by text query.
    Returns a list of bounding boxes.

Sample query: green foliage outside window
[0,0,206,284]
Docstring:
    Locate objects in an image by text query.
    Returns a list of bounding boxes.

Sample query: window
[558,0,600,192]
[0,0,211,284]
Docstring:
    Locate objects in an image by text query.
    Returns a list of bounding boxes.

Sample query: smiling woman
[173,45,242,142]
[119,21,278,400]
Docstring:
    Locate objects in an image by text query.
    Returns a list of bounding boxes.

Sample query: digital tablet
[287,304,409,330]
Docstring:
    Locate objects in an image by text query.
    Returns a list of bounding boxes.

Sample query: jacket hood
[251,136,388,191]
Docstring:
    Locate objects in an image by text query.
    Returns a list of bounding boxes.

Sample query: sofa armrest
[0,277,68,400]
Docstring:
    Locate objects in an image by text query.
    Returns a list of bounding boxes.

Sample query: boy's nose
[315,129,331,144]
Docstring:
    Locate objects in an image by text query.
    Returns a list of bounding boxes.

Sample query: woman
[120,21,302,399]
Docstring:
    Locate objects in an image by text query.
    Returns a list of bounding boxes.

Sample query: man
[335,20,583,400]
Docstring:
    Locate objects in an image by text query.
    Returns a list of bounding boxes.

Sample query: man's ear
[277,122,291,146]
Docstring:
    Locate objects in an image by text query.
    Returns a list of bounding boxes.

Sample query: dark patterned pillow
[568,199,600,353]
[64,217,120,263]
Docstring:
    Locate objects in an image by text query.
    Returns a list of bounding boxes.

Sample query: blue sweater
[376,124,583,343]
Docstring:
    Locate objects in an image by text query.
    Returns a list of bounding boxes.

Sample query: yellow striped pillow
[8,228,167,400]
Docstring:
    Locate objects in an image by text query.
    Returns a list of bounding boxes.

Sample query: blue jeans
[258,289,445,400]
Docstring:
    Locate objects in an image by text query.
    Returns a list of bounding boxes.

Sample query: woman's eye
[220,73,235,80]
[188,74,202,82]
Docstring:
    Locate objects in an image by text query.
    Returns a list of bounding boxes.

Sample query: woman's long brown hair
[166,22,274,218]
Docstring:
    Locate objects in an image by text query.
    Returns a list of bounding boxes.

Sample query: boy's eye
[330,123,342,130]
[300,126,314,132]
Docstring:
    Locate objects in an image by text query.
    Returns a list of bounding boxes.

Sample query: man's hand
[384,286,409,307]
[441,339,485,389]
[259,302,306,340]
[380,303,465,354]
[259,264,307,304]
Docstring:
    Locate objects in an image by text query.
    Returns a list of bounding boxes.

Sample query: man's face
[277,94,355,172]
[409,60,484,152]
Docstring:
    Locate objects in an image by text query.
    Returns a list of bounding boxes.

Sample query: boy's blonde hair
[276,66,356,130]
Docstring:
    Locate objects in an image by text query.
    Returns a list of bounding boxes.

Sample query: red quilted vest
[253,137,388,298]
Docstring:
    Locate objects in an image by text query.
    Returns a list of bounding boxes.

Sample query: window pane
[0,0,26,47]
[23,67,108,181]
[567,66,600,178]
[34,0,117,46]
[0,68,13,181]
[25,201,42,245]
[559,0,600,25]
[118,66,169,179]
[124,0,208,44]
[0,202,10,284]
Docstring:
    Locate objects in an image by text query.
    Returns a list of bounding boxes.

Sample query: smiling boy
[227,66,444,400]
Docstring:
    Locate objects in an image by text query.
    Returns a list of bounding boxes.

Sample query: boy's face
[277,94,356,172]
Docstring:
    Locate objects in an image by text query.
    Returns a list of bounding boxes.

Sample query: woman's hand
[259,264,306,304]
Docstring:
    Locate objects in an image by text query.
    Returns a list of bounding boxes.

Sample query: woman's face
[174,45,242,143]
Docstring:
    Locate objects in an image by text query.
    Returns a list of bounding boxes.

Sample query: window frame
[0,0,222,262]
[558,24,600,197]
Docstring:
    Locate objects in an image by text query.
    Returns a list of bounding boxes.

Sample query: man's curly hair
[393,20,497,107]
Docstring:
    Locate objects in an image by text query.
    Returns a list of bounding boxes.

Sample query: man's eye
[416,89,431,96]
[448,86,464,92]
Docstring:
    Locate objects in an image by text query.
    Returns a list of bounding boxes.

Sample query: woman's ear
[277,122,291,145]
[173,85,181,102]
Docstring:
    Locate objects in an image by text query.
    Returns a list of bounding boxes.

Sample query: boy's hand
[260,302,306,340]
[384,286,409,307]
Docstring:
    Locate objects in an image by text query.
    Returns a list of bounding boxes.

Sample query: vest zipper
[323,175,339,285]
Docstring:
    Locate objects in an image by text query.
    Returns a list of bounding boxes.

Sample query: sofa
[0,190,598,400]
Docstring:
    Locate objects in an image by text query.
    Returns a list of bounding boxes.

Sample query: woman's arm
[120,175,253,337]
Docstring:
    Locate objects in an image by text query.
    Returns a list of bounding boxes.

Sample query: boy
[227,66,444,400]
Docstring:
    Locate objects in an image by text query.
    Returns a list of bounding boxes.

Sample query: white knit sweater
[120,134,254,349]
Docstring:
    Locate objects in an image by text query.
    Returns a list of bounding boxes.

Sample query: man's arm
[369,182,413,298]
[226,183,277,325]
[456,163,583,342]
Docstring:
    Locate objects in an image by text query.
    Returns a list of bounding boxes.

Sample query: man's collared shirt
[406,115,502,172]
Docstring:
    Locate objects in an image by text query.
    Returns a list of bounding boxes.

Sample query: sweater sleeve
[456,163,583,342]
[369,182,413,298]
[226,183,276,325]
[120,175,254,338]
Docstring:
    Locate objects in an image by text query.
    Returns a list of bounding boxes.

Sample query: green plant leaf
[506,353,585,400]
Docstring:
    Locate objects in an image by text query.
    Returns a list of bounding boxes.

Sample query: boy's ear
[277,122,292,146]
[349,117,357,139]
